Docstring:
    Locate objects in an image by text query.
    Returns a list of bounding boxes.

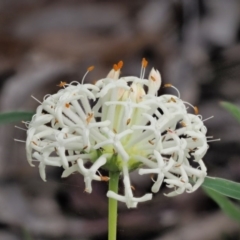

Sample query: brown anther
[150,76,156,81]
[54,119,59,124]
[51,106,53,108]
[113,128,117,134]
[130,87,134,92]
[117,61,123,70]
[32,141,37,146]
[57,81,67,87]
[65,133,68,138]
[194,106,199,115]
[87,66,94,72]
[100,176,110,182]
[148,140,154,145]
[192,138,197,142]
[126,118,131,125]
[65,103,70,108]
[83,145,88,150]
[72,131,76,134]
[170,97,176,103]
[164,84,173,88]
[172,152,175,158]
[86,112,94,124]
[162,136,166,141]
[113,64,118,71]
[142,58,148,68]
[131,185,135,191]
[174,164,181,167]
[180,121,187,127]
[180,179,185,183]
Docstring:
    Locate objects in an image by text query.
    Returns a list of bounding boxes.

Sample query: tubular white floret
[23,60,210,208]
[148,68,161,96]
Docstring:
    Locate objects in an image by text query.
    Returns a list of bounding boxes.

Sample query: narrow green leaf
[204,187,240,223]
[203,177,240,200]
[0,112,34,125]
[220,101,240,124]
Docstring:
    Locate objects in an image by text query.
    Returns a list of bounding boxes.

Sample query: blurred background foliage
[1,0,240,239]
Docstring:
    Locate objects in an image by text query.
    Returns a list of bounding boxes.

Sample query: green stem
[108,171,120,240]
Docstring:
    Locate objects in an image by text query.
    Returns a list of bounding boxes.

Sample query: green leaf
[204,187,240,223]
[0,111,34,125]
[203,176,240,200]
[220,101,240,124]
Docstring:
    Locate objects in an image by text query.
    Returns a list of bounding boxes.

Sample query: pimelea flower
[24,59,209,208]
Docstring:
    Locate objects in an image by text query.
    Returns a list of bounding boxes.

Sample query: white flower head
[24,59,210,208]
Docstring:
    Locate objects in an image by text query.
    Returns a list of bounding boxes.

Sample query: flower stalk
[108,171,120,240]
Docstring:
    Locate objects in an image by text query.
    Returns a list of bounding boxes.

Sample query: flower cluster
[25,59,208,208]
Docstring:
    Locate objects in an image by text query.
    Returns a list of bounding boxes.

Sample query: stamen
[112,61,123,72]
[113,64,118,71]
[15,125,27,131]
[194,106,199,115]
[87,66,95,72]
[207,138,221,142]
[142,58,148,68]
[14,139,26,143]
[164,84,172,88]
[57,81,67,88]
[31,95,42,104]
[183,101,198,114]
[100,176,110,182]
[203,116,214,122]
[163,84,180,98]
[21,121,30,128]
[117,61,123,70]
[82,66,94,84]
[140,58,148,79]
